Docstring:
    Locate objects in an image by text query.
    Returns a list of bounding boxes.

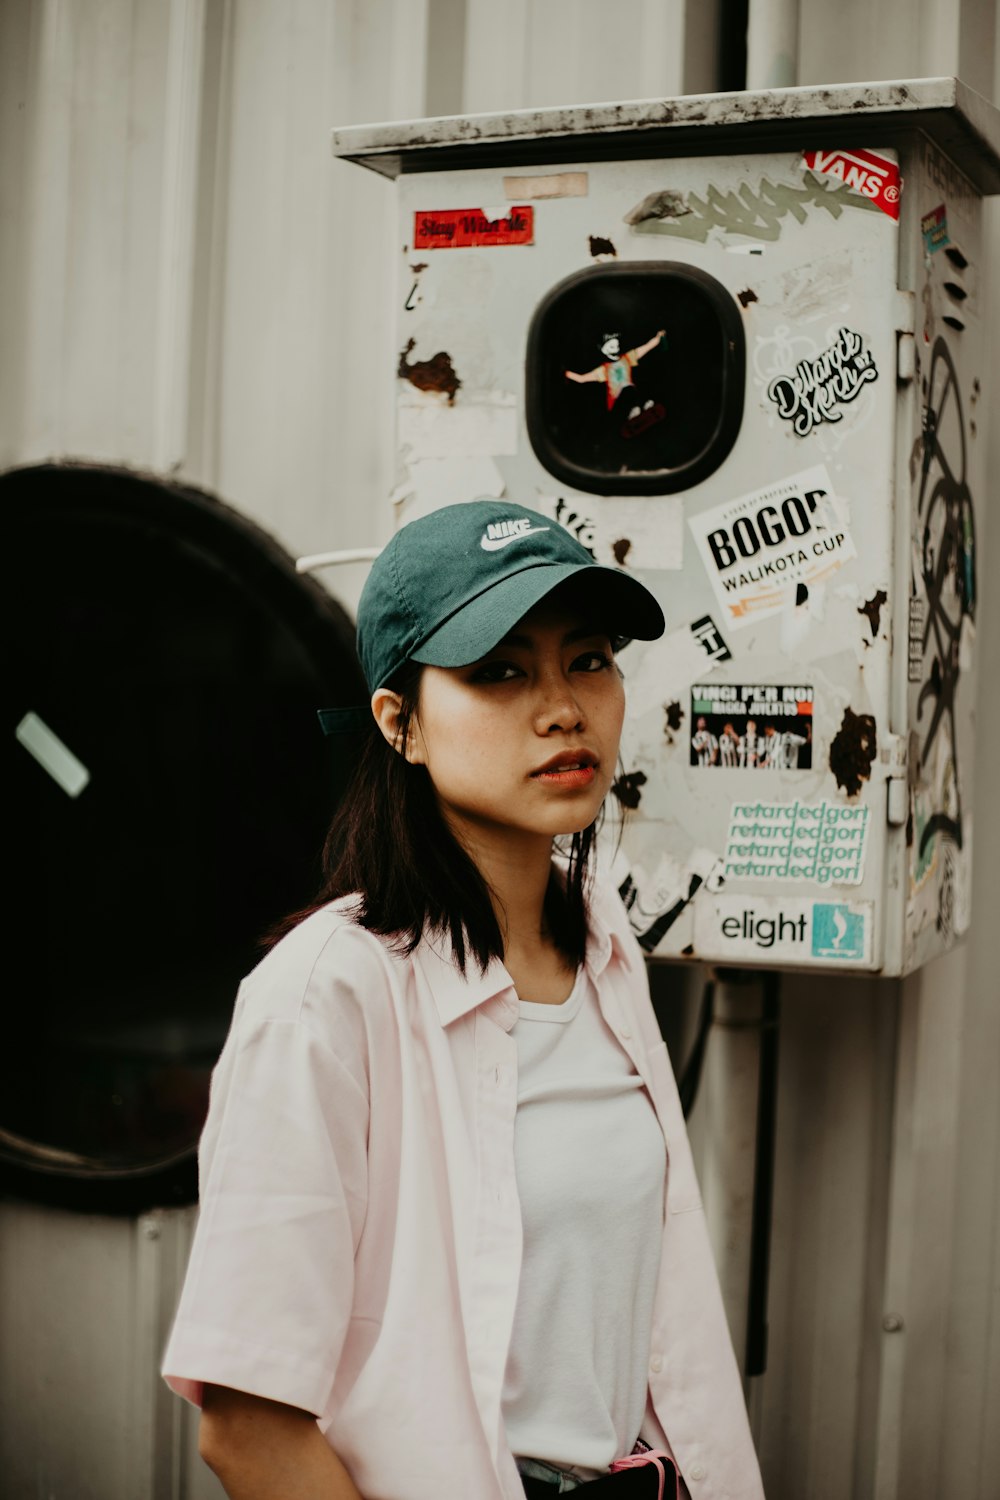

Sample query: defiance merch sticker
[767,327,878,437]
[802,147,901,221]
[688,465,856,629]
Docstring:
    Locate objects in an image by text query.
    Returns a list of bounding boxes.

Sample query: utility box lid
[333,77,1000,193]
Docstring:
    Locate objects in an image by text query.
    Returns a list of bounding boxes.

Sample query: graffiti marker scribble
[632,172,883,244]
[915,337,975,855]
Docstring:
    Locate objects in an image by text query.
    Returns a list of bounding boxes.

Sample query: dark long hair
[271,662,597,973]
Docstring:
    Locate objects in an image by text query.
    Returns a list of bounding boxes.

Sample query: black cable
[678,978,715,1119]
[745,971,780,1377]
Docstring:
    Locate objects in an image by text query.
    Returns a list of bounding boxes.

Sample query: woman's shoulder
[235,900,411,1045]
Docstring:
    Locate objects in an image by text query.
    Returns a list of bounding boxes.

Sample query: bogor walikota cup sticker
[723,798,869,886]
[694,894,873,965]
[688,464,856,629]
[690,684,812,768]
[766,327,878,437]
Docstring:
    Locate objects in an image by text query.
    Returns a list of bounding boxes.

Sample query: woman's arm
[199,1385,364,1500]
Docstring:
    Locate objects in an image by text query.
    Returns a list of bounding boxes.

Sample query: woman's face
[386,599,625,846]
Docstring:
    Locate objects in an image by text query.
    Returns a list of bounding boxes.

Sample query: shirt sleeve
[162,990,370,1416]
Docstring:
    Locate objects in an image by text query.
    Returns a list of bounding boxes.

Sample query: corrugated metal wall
[1,2,997,1497]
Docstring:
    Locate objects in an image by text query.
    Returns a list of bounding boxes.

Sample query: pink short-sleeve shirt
[162,881,764,1500]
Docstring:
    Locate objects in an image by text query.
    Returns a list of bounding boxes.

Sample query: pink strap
[609,1449,679,1500]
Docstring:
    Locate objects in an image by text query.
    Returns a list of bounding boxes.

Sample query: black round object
[2,463,367,1213]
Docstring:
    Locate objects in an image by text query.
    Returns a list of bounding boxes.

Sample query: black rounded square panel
[526,262,745,495]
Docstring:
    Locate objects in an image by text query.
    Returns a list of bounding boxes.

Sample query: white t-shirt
[503,969,666,1479]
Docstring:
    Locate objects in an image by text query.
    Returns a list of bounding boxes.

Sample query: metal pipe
[745,0,799,90]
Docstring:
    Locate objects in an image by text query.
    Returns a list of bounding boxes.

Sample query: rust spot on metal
[858,588,887,638]
[624,189,689,226]
[589,234,617,257]
[737,288,758,308]
[681,944,695,957]
[612,769,647,809]
[410,262,428,273]
[398,338,461,403]
[612,538,632,565]
[664,700,684,734]
[829,707,876,797]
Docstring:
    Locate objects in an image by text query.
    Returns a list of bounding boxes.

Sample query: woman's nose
[535,678,584,734]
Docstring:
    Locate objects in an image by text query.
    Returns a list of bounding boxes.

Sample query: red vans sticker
[803,148,901,221]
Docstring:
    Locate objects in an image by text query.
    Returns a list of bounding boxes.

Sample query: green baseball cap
[355,499,664,693]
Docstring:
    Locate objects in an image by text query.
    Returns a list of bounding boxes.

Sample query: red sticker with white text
[413,206,534,249]
[803,148,901,221]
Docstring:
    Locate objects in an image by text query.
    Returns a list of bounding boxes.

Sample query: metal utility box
[334,79,1000,975]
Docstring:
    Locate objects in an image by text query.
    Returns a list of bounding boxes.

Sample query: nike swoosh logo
[480,526,550,552]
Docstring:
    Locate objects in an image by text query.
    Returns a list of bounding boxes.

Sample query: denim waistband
[516,1456,585,1491]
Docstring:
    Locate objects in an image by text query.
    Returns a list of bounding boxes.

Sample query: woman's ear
[371,689,426,765]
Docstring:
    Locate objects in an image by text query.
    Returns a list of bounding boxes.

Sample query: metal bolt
[882,1313,904,1333]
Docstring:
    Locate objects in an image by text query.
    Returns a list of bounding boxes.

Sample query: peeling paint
[612,538,632,566]
[588,234,617,257]
[858,588,888,637]
[664,701,684,737]
[737,288,758,308]
[398,339,461,403]
[829,707,877,796]
[612,769,647,809]
[624,189,690,226]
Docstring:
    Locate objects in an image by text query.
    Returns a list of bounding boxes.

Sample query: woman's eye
[471,660,522,683]
[572,650,612,673]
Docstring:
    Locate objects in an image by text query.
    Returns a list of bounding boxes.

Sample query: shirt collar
[415,927,519,1031]
[415,882,634,1031]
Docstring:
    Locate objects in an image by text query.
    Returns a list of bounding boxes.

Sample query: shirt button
[690,1465,705,1481]
[649,1354,662,1373]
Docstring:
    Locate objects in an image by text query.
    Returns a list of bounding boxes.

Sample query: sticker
[694,894,873,964]
[616,845,722,955]
[767,327,879,437]
[413,206,533,249]
[691,614,731,663]
[620,618,724,721]
[564,329,668,439]
[802,148,901,221]
[534,494,684,573]
[688,465,856,629]
[723,798,869,886]
[398,392,517,457]
[503,172,587,200]
[921,204,950,254]
[600,496,683,570]
[394,457,505,523]
[16,711,90,798]
[811,902,870,960]
[690,684,813,768]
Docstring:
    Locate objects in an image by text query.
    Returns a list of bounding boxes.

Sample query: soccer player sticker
[690,684,813,768]
[688,465,856,628]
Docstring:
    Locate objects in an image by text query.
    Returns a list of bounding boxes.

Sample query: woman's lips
[530,751,598,788]
[532,764,597,788]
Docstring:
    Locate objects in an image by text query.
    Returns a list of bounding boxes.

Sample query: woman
[162,499,764,1500]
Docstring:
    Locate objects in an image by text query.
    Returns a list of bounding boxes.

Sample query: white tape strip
[15,712,90,798]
